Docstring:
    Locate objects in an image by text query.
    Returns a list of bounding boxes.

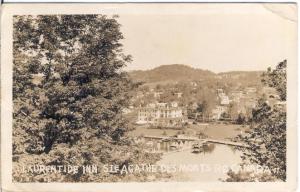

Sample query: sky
[117,3,297,73]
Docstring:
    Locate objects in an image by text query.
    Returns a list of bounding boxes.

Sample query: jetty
[142,135,248,148]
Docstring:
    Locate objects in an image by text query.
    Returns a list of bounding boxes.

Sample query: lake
[130,123,247,181]
[157,144,243,181]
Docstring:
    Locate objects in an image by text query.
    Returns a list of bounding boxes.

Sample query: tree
[229,60,287,181]
[224,169,276,182]
[236,113,246,125]
[13,15,163,182]
[228,102,239,120]
[262,60,286,100]
[162,131,167,136]
[194,102,205,121]
[14,14,134,153]
[195,100,214,122]
[220,112,230,120]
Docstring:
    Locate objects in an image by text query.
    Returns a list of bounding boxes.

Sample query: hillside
[218,71,262,78]
[129,64,216,83]
[217,71,263,87]
[128,64,263,87]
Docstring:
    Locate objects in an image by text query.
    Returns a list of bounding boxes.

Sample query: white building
[175,92,183,98]
[154,91,163,98]
[211,105,228,120]
[230,90,243,103]
[220,94,230,105]
[217,89,230,105]
[136,102,186,127]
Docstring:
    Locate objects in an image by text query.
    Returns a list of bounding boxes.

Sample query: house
[220,94,230,105]
[211,88,231,120]
[217,89,230,105]
[217,88,224,94]
[136,102,187,128]
[211,105,228,120]
[122,108,132,114]
[175,92,183,98]
[190,82,198,87]
[230,90,243,103]
[154,91,163,98]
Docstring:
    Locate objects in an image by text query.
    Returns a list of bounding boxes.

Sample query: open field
[188,123,248,140]
[128,125,179,137]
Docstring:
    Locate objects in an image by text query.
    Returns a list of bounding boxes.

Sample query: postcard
[1,3,297,192]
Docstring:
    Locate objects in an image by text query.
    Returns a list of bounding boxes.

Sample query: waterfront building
[136,102,187,128]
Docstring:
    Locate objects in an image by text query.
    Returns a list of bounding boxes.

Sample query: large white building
[217,89,230,105]
[212,89,231,120]
[136,102,186,128]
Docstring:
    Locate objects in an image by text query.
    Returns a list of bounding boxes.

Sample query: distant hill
[216,71,264,86]
[128,64,263,86]
[218,71,263,77]
[129,64,216,83]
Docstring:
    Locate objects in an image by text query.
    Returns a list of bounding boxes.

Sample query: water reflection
[202,143,216,154]
[138,136,244,181]
[143,137,217,154]
[144,138,196,153]
[157,144,243,181]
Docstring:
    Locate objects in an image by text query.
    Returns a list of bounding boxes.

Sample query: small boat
[192,142,203,153]
[162,138,171,142]
[202,142,208,148]
[170,144,178,150]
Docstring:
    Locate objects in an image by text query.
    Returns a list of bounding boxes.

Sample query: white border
[1,3,298,192]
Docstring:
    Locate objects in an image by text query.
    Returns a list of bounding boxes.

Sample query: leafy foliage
[227,60,287,181]
[224,169,277,182]
[240,102,286,180]
[13,15,164,182]
[236,113,246,125]
[262,60,287,101]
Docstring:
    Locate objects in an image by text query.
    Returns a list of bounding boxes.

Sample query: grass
[128,126,180,137]
[190,123,247,140]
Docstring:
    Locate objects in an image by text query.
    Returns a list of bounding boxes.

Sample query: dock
[142,135,248,148]
[205,138,248,148]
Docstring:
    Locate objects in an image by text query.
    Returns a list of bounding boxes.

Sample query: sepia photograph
[1,2,298,192]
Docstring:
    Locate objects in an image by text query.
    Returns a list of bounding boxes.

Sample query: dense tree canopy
[229,60,287,181]
[13,15,163,182]
[262,60,287,101]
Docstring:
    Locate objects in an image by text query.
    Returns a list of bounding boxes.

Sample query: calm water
[157,144,243,181]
